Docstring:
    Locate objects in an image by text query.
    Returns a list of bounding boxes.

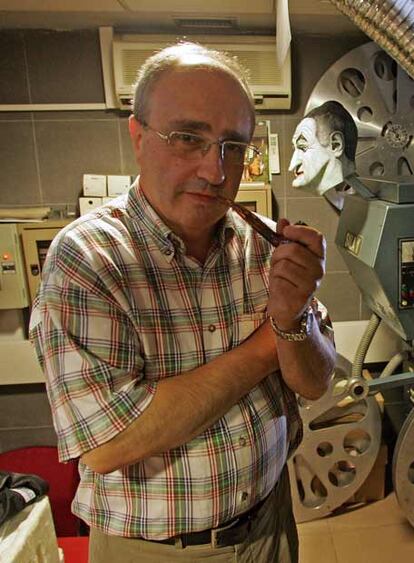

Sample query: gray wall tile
[316,271,363,321]
[33,110,117,121]
[25,29,104,104]
[0,112,32,121]
[0,31,30,105]
[272,195,285,219]
[0,427,57,454]
[0,385,53,428]
[119,118,140,176]
[286,197,340,242]
[0,386,56,452]
[35,119,122,205]
[0,121,42,205]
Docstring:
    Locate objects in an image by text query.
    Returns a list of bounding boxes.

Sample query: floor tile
[298,531,338,563]
[327,494,407,532]
[297,516,330,536]
[332,523,414,563]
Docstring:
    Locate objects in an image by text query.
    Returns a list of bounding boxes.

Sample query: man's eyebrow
[168,120,211,132]
[168,120,249,143]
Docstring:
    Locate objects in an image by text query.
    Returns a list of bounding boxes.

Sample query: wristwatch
[270,308,313,342]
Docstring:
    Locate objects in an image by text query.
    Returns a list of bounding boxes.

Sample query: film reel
[305,41,414,179]
[392,406,414,527]
[288,355,382,522]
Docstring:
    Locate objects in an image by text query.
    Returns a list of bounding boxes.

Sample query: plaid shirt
[29,183,324,540]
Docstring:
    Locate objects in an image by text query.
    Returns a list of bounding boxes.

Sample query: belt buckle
[211,517,240,549]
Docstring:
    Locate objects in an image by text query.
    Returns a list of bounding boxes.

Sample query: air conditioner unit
[110,34,291,112]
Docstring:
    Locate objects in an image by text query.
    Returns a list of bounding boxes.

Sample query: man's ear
[129,115,144,160]
[329,131,345,158]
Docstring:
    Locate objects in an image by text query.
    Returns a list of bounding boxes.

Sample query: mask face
[289,117,338,192]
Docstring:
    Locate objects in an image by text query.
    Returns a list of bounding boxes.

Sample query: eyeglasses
[141,122,261,166]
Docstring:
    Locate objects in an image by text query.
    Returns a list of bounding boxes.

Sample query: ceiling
[0,0,362,35]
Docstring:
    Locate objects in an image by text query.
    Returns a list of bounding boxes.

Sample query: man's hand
[268,218,326,330]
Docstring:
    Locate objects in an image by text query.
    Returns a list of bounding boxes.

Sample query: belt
[146,495,269,549]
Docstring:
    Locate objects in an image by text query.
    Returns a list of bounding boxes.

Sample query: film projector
[287,41,414,526]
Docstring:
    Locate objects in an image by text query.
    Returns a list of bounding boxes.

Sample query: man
[30,42,336,562]
[289,100,358,211]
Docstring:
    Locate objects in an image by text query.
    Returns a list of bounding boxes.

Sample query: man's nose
[196,144,226,186]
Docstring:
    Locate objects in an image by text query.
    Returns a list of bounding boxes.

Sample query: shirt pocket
[233,312,267,347]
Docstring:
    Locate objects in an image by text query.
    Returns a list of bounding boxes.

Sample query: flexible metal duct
[329,0,414,78]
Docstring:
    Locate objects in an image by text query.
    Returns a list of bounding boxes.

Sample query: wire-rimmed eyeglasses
[141,122,261,166]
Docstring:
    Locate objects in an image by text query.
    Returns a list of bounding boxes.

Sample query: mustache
[182,181,223,197]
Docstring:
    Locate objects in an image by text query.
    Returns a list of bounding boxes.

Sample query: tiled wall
[0,28,369,451]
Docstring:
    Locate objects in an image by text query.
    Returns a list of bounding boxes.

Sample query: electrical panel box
[0,224,29,309]
[19,219,72,303]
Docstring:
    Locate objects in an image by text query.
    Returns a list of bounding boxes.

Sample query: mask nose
[289,150,301,172]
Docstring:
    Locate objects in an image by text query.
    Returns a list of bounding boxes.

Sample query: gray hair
[306,101,358,162]
[132,41,256,130]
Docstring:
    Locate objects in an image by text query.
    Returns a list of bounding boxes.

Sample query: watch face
[304,310,313,335]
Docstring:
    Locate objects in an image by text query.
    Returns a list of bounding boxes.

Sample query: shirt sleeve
[29,237,157,463]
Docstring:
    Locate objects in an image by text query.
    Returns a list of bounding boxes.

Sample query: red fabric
[57,537,89,563]
[0,446,80,536]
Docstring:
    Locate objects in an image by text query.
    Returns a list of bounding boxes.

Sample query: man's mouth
[186,191,218,200]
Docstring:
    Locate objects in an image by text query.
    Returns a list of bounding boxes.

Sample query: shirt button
[239,436,247,447]
[240,491,249,502]
[208,324,216,332]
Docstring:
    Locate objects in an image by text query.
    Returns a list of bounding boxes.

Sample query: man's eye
[226,142,246,155]
[173,132,204,146]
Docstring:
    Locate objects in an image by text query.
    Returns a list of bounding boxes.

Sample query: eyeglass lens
[168,132,258,165]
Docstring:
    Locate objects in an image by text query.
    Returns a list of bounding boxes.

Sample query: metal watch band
[269,309,311,342]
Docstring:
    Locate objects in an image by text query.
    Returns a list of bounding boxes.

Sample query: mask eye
[296,142,308,152]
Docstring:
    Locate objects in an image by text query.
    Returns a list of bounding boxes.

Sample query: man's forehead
[148,67,254,139]
[292,117,317,143]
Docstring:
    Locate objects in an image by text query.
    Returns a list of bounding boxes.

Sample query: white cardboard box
[83,174,107,197]
[79,197,103,216]
[107,175,131,196]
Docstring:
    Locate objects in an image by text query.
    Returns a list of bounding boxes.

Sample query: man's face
[289,117,334,190]
[129,68,254,243]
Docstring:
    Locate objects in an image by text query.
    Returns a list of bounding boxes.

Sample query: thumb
[276,217,290,235]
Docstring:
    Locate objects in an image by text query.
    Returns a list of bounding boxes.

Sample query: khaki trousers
[89,466,298,563]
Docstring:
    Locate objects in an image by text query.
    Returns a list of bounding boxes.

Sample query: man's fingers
[276,217,290,235]
[271,258,323,294]
[281,224,325,259]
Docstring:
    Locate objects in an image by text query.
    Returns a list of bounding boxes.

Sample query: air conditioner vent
[122,49,156,85]
[111,35,291,112]
[173,17,238,30]
[234,50,283,86]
